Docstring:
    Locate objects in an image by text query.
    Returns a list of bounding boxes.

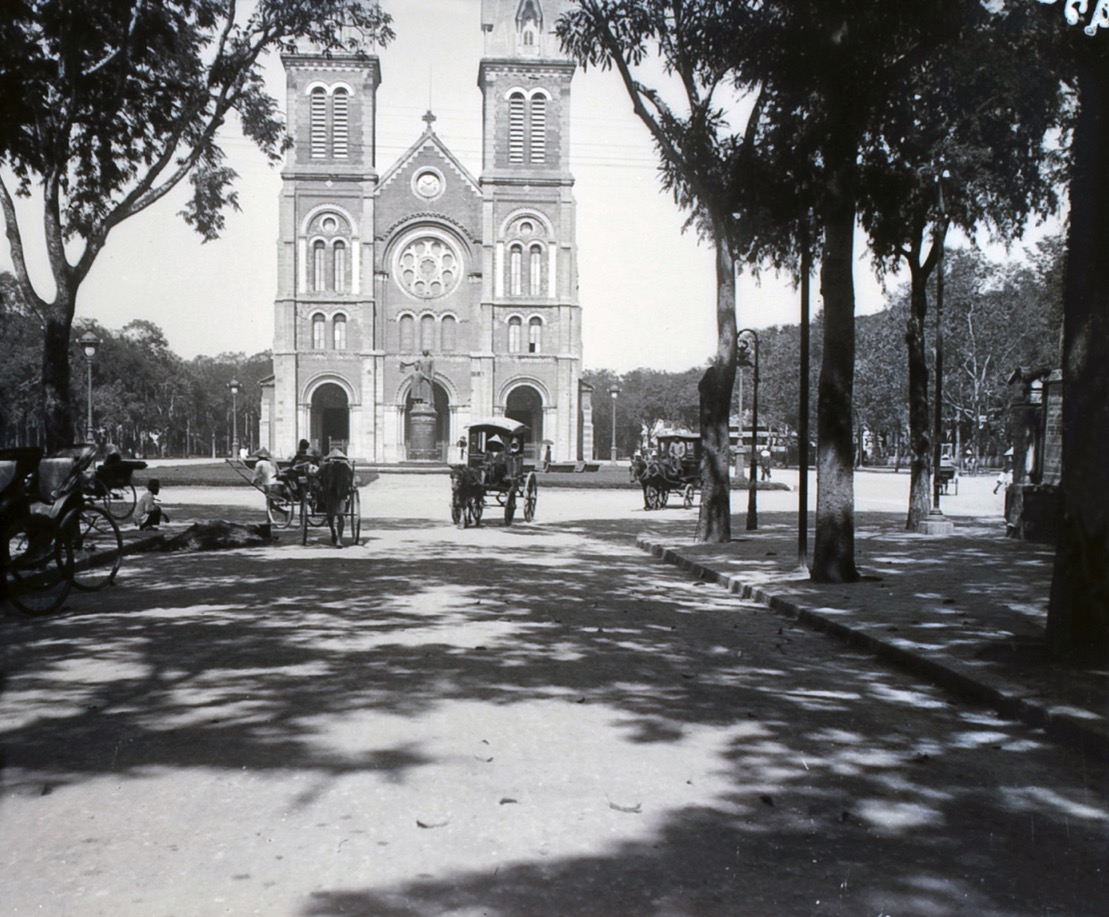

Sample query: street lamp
[228,378,241,457]
[738,328,760,531]
[78,332,99,444]
[930,167,951,519]
[609,386,619,464]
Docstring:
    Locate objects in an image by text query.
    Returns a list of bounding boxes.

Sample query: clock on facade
[415,170,442,199]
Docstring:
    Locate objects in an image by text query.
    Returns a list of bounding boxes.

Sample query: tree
[558,0,762,543]
[0,0,393,448]
[859,2,1065,528]
[1034,4,1109,661]
[0,271,44,445]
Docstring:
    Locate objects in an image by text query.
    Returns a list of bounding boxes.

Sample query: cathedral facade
[260,0,590,463]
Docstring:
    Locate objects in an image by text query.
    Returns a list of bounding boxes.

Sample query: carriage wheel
[504,489,517,526]
[345,489,362,546]
[262,487,292,530]
[306,486,327,528]
[2,515,72,616]
[683,483,696,509]
[523,472,538,522]
[63,505,122,593]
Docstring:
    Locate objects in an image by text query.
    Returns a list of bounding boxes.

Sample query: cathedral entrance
[505,385,544,460]
[310,383,350,455]
[405,382,451,461]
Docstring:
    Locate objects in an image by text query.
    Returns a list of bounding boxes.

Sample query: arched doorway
[311,383,350,454]
[506,385,543,459]
[404,382,451,460]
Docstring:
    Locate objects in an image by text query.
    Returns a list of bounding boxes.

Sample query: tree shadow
[1,512,1107,914]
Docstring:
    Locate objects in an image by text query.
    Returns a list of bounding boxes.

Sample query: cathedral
[259,0,591,463]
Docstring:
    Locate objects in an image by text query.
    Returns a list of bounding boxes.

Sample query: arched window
[310,88,327,159]
[508,92,526,164]
[528,317,542,354]
[509,245,523,296]
[333,241,347,293]
[332,88,349,158]
[399,314,415,351]
[441,315,457,352]
[420,314,435,352]
[508,316,522,354]
[530,95,546,163]
[311,314,326,349]
[333,314,347,350]
[312,240,326,292]
[528,245,543,296]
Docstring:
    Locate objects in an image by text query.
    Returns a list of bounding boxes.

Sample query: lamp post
[78,332,99,444]
[609,386,619,464]
[930,167,951,518]
[228,378,241,457]
[738,328,760,531]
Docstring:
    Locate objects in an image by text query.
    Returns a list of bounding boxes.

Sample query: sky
[0,0,1055,374]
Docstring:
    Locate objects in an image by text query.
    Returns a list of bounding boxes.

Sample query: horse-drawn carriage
[450,419,538,528]
[631,432,702,510]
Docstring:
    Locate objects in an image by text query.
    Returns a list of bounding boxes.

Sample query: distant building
[260,0,588,462]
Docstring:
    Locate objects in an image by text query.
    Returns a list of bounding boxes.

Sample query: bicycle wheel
[2,515,72,616]
[345,489,361,546]
[63,504,123,592]
[104,482,137,521]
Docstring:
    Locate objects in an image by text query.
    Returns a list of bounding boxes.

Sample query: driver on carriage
[484,434,508,485]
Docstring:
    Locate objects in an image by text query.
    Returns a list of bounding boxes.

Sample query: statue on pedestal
[400,350,435,404]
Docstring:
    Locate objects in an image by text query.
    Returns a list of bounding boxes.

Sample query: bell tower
[268,44,381,458]
[476,0,582,462]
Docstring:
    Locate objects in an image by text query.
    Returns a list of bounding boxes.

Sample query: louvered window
[508,93,526,163]
[529,317,542,354]
[312,241,326,291]
[420,315,435,351]
[310,88,327,159]
[529,96,546,163]
[508,316,522,354]
[312,314,326,349]
[509,246,523,295]
[333,315,347,350]
[332,89,349,158]
[529,245,542,295]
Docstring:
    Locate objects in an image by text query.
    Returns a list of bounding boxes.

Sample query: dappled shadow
[2,511,1108,913]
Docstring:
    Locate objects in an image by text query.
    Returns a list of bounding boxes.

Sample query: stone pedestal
[408,402,439,461]
[917,510,955,536]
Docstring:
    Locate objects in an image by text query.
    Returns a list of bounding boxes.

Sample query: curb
[637,535,1109,763]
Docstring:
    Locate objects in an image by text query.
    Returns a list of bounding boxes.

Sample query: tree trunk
[812,159,859,583]
[696,238,737,544]
[906,268,933,529]
[1047,49,1109,662]
[42,307,75,450]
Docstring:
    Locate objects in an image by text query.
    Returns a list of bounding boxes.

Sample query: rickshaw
[632,432,702,510]
[228,451,370,547]
[450,418,538,528]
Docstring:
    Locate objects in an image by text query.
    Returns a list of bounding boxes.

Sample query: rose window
[398,237,459,298]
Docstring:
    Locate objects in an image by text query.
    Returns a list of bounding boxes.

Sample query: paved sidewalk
[639,512,1109,762]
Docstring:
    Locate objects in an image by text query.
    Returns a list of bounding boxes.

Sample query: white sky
[4,0,1051,373]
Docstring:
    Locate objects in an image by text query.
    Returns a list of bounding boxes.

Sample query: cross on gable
[422,110,436,129]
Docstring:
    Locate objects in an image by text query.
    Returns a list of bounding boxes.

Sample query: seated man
[484,435,508,485]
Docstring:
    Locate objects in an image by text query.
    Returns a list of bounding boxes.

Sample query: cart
[227,454,373,546]
[449,419,537,528]
[632,433,702,510]
[84,455,148,520]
